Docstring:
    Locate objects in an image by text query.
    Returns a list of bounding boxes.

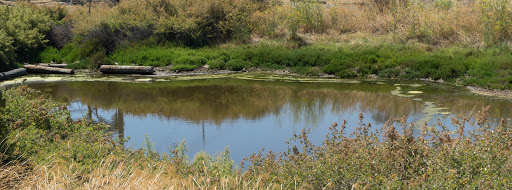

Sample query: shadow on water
[26,77,512,162]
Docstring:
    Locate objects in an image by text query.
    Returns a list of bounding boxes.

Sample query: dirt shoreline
[467,86,512,100]
[76,67,337,78]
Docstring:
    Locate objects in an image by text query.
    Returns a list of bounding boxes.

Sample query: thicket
[2,85,512,189]
[0,3,67,71]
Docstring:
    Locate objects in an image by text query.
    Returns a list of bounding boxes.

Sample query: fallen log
[0,68,27,81]
[99,65,155,75]
[24,65,74,74]
[37,63,68,68]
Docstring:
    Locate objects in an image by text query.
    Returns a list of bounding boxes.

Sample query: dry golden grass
[14,157,272,190]
[58,0,506,46]
[250,0,487,46]
[0,161,30,189]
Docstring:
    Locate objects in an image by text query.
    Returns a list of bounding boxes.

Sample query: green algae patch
[391,86,415,98]
[408,91,423,94]
[414,101,450,126]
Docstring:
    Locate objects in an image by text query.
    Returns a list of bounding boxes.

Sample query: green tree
[0,3,52,70]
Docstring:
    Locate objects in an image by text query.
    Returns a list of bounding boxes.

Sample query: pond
[4,74,512,163]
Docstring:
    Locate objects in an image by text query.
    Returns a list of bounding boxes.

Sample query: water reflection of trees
[30,79,512,130]
[33,80,425,124]
[86,106,125,144]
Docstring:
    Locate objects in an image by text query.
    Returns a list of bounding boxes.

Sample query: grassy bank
[41,41,512,89]
[2,85,512,189]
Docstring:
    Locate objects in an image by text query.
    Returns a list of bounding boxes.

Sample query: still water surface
[19,74,512,163]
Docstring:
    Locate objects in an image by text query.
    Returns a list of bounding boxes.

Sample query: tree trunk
[0,68,27,81]
[99,65,155,75]
[37,63,68,68]
[24,65,75,74]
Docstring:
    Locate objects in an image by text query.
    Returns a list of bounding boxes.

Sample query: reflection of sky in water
[67,99,428,164]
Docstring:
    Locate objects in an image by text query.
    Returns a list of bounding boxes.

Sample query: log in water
[99,65,155,75]
[37,63,68,68]
[24,65,75,74]
[0,68,27,81]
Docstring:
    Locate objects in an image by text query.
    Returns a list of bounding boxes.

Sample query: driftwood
[37,63,68,68]
[24,65,75,74]
[99,65,155,75]
[0,68,27,81]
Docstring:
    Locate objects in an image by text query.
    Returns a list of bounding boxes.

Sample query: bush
[88,51,113,70]
[47,24,73,49]
[226,59,249,71]
[207,59,226,70]
[0,85,117,168]
[0,3,53,69]
[0,31,15,71]
[173,56,207,67]
[40,47,63,63]
[83,22,123,56]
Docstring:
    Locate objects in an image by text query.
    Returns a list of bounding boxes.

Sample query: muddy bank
[467,86,512,100]
[153,67,336,78]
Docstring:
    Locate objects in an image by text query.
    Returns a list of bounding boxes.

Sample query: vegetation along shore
[2,0,512,188]
[1,0,512,89]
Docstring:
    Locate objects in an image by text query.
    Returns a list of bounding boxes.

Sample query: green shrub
[0,85,118,167]
[110,46,177,66]
[0,31,15,71]
[173,56,207,67]
[40,47,63,63]
[207,59,226,70]
[322,61,346,75]
[0,3,53,69]
[89,52,113,70]
[61,43,82,64]
[226,59,249,71]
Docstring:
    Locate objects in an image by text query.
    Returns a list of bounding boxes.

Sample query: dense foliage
[0,4,51,70]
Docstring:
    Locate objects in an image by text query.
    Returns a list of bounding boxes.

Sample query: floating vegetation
[408,91,424,94]
[134,78,154,82]
[415,101,450,126]
[409,84,424,87]
[391,86,415,98]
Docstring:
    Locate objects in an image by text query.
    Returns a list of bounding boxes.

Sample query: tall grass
[61,0,510,47]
